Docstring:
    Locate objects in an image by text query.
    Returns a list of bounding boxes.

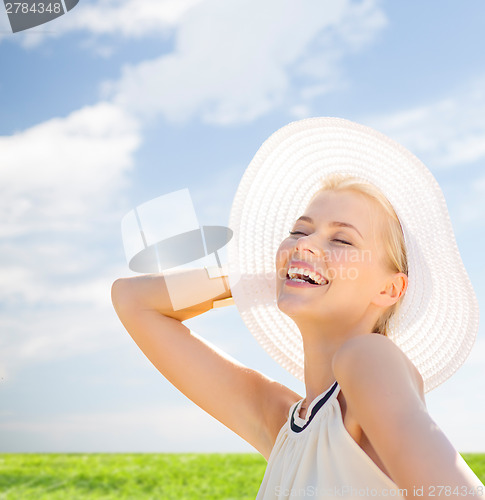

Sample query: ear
[373,272,408,307]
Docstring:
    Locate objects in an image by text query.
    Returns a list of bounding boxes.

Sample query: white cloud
[2,0,204,48]
[367,77,485,169]
[450,173,485,227]
[365,78,485,231]
[0,102,141,379]
[464,336,485,375]
[3,0,387,125]
[0,299,125,382]
[425,337,485,452]
[107,0,386,125]
[0,101,140,237]
[0,403,254,452]
[64,0,203,37]
[289,104,313,120]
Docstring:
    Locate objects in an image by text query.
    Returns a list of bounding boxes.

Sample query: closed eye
[288,231,352,246]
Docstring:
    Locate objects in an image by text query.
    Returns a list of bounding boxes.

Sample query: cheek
[327,248,373,282]
[275,240,293,269]
[327,247,357,271]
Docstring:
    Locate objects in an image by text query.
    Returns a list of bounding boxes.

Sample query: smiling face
[275,189,407,335]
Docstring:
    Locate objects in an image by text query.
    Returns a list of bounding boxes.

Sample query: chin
[276,293,315,319]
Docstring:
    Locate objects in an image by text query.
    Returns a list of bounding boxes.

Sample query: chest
[265,392,400,498]
[335,391,392,481]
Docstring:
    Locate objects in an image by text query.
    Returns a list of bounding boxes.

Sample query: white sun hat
[226,117,480,393]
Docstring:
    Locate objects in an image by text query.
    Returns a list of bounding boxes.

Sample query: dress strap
[290,380,339,433]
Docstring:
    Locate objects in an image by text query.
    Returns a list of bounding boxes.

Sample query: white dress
[256,380,407,499]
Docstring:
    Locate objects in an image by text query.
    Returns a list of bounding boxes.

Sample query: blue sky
[1,0,484,453]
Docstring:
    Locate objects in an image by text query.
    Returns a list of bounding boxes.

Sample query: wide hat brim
[226,117,479,393]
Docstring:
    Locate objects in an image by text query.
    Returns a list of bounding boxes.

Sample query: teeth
[287,267,327,285]
[290,278,307,283]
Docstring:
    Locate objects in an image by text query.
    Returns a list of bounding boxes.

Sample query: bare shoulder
[332,333,425,406]
[331,334,483,492]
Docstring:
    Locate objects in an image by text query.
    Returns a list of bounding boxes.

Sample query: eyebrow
[295,216,364,239]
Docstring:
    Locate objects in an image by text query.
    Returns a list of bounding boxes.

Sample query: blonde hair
[310,173,408,337]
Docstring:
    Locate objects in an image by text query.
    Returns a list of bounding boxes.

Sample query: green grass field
[0,453,483,499]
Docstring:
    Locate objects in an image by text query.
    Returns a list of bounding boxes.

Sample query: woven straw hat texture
[227,117,479,393]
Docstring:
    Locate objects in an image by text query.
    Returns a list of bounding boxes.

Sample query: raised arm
[111,268,300,459]
[332,334,484,498]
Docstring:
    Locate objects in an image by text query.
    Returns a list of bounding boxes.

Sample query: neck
[296,315,376,406]
[301,335,341,407]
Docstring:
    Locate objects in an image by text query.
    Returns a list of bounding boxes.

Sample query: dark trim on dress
[290,381,338,433]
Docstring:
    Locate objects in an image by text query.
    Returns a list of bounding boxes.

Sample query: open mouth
[286,267,329,286]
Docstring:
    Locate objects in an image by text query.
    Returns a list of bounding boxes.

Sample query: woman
[112,118,484,498]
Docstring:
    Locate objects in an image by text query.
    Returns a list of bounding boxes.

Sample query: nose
[294,234,322,258]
